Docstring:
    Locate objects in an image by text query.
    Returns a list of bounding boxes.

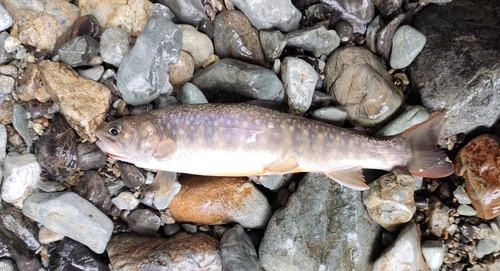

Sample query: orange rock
[169,175,271,228]
[454,134,500,219]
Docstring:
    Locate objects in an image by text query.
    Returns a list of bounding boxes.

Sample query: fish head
[95,114,166,164]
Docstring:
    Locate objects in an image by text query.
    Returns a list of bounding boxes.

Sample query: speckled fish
[95,103,453,190]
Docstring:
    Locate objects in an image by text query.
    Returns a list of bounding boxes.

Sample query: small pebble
[453,186,472,205]
[335,21,353,43]
[176,83,208,104]
[476,239,496,258]
[112,191,140,210]
[390,25,427,69]
[163,223,181,236]
[310,106,347,126]
[127,209,162,237]
[181,223,198,233]
[422,240,445,269]
[457,205,477,216]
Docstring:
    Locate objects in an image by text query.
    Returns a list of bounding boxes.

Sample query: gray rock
[285,25,340,58]
[155,94,179,108]
[48,238,109,271]
[0,5,13,32]
[119,162,145,188]
[57,36,100,67]
[0,224,42,271]
[178,24,214,70]
[363,169,416,231]
[390,25,426,69]
[428,199,449,237]
[231,0,301,32]
[116,16,182,106]
[335,21,353,43]
[12,103,32,147]
[159,0,209,27]
[410,0,500,148]
[0,74,14,95]
[214,10,266,66]
[38,180,66,192]
[176,82,208,104]
[127,209,162,237]
[191,58,284,102]
[476,239,496,258]
[76,65,104,81]
[112,191,139,211]
[248,174,292,191]
[72,170,112,215]
[1,152,41,208]
[0,32,13,64]
[374,105,430,136]
[0,124,6,162]
[310,106,347,126]
[221,225,260,271]
[259,173,381,271]
[421,240,445,269]
[281,57,318,115]
[453,185,472,205]
[376,12,411,60]
[22,191,113,254]
[457,204,477,216]
[373,222,427,270]
[76,142,107,171]
[99,27,129,67]
[0,206,40,251]
[106,179,125,197]
[259,30,286,61]
[322,0,375,33]
[324,46,403,128]
[163,223,180,236]
[0,259,16,271]
[150,3,176,22]
[181,223,198,233]
[375,0,402,17]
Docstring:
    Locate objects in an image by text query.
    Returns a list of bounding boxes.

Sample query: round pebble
[457,205,477,216]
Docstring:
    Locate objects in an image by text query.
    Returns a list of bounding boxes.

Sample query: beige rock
[39,61,111,142]
[324,46,403,128]
[169,175,271,228]
[178,24,215,70]
[79,0,152,36]
[107,232,222,271]
[11,10,65,52]
[16,63,51,102]
[0,100,15,124]
[2,0,79,29]
[168,51,195,91]
[363,169,416,231]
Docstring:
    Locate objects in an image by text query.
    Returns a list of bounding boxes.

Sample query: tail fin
[401,110,454,178]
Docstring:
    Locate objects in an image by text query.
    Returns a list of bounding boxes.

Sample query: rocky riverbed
[0,0,499,270]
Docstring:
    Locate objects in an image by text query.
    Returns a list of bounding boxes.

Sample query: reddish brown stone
[53,15,102,55]
[454,134,500,219]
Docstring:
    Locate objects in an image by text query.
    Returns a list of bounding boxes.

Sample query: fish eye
[108,126,120,136]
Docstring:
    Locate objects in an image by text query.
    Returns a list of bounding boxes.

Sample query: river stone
[0,124,6,162]
[22,191,113,254]
[191,58,284,102]
[11,10,65,51]
[178,24,214,70]
[168,51,194,90]
[259,30,286,61]
[390,25,426,69]
[324,46,403,128]
[99,27,129,67]
[285,25,340,58]
[0,5,13,32]
[321,0,375,34]
[259,173,381,271]
[1,152,41,208]
[116,16,181,106]
[213,10,266,66]
[57,35,100,67]
[220,224,260,271]
[374,105,430,136]
[0,224,42,271]
[107,232,222,271]
[72,170,112,215]
[375,12,411,60]
[231,0,301,32]
[127,209,162,237]
[409,0,500,147]
[12,103,32,148]
[159,0,210,28]
[421,240,445,269]
[281,57,318,115]
[176,82,208,104]
[48,238,108,271]
[0,206,41,251]
[39,61,111,142]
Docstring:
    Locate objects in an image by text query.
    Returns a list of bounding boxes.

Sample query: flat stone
[107,232,221,271]
[191,58,284,103]
[409,0,500,147]
[53,15,102,54]
[116,16,181,106]
[231,0,301,32]
[453,185,472,205]
[178,24,214,70]
[127,209,161,237]
[11,10,65,51]
[79,0,152,36]
[457,204,477,216]
[99,27,129,67]
[22,191,113,254]
[455,134,500,219]
[374,105,429,136]
[363,169,416,231]
[285,25,340,58]
[310,106,347,126]
[372,222,427,271]
[259,173,381,271]
[428,199,449,237]
[324,46,403,128]
[281,57,318,115]
[390,25,426,69]
[169,175,272,228]
[39,60,111,142]
[220,224,260,271]
[213,10,266,66]
[1,152,41,208]
[0,206,40,251]
[159,0,209,28]
[57,35,100,67]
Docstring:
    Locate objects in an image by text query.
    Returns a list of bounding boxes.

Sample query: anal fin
[263,155,299,174]
[324,166,369,191]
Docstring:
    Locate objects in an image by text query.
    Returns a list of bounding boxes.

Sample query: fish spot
[167,123,171,130]
[289,126,295,132]
[268,123,274,129]
[329,133,334,140]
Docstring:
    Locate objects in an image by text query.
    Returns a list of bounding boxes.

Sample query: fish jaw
[95,129,128,161]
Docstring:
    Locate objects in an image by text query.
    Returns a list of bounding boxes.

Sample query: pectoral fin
[264,155,299,174]
[324,166,369,191]
[153,138,177,160]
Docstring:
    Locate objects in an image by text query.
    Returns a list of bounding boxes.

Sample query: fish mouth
[95,137,126,160]
[104,151,124,159]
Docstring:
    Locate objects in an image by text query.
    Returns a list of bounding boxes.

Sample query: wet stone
[220,224,260,271]
[116,16,181,106]
[231,0,300,32]
[285,25,340,58]
[76,142,107,170]
[375,12,411,60]
[163,223,181,236]
[476,239,496,258]
[48,238,108,271]
[322,0,375,33]
[335,21,353,43]
[0,225,42,271]
[72,170,112,215]
[181,223,198,234]
[99,27,129,67]
[57,35,99,67]
[259,30,286,61]
[374,105,429,136]
[151,3,176,21]
[127,209,161,237]
[159,0,209,28]
[12,103,32,148]
[281,57,318,115]
[191,58,284,103]
[459,222,474,243]
[457,205,477,217]
[453,186,472,205]
[35,114,77,178]
[119,162,145,188]
[0,206,40,251]
[53,14,102,53]
[310,106,347,126]
[176,82,208,104]
[390,25,426,69]
[213,10,266,66]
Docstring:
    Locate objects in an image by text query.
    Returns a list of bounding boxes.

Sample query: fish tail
[402,110,454,178]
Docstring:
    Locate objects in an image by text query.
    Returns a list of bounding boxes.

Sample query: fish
[95,103,453,190]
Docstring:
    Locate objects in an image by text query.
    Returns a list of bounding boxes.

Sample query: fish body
[95,103,453,190]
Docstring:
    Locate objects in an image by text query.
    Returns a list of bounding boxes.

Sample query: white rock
[112,191,140,210]
[1,152,41,208]
[422,240,445,269]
